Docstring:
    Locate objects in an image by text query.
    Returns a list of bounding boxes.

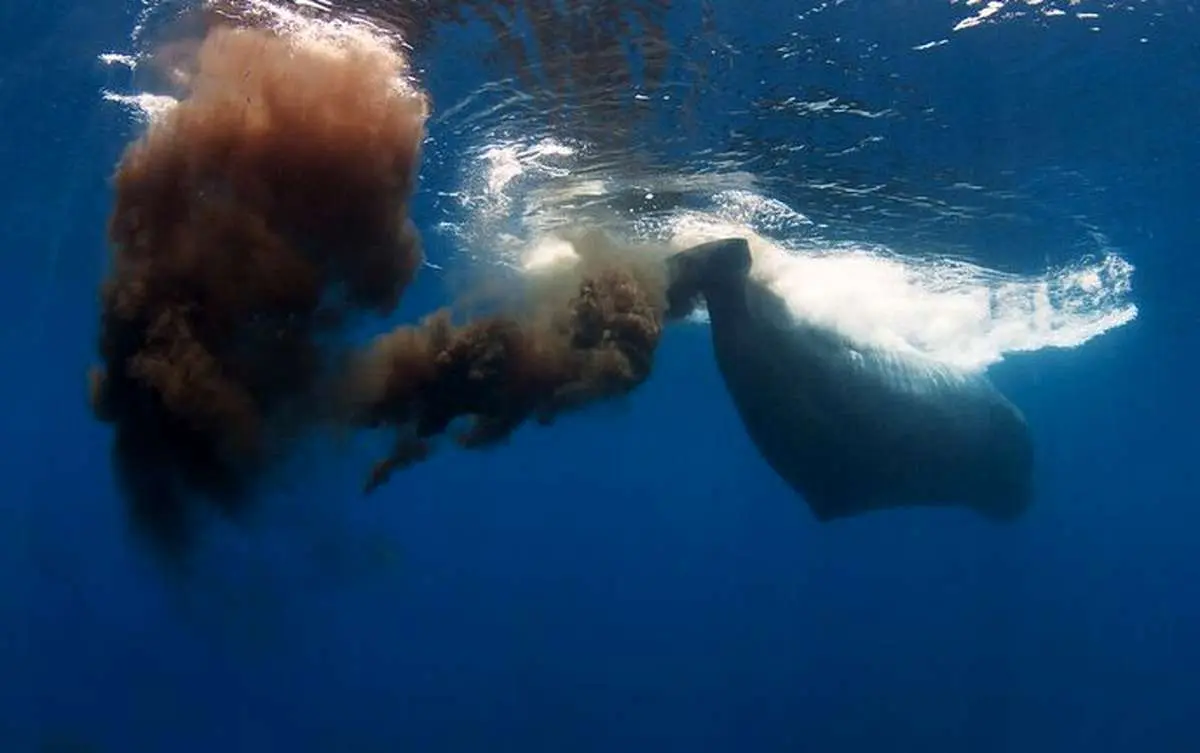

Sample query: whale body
[665,238,1034,522]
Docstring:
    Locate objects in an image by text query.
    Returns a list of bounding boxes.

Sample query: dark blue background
[2,1,1197,751]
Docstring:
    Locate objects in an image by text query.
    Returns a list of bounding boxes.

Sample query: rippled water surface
[104,0,1165,369]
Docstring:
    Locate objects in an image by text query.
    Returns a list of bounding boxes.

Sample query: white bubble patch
[450,135,1137,374]
[667,210,1136,371]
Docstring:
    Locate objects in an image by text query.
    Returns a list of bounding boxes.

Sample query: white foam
[97,0,423,119]
[448,134,1137,374]
[666,212,1136,371]
[98,53,138,69]
[100,90,178,123]
[520,234,582,273]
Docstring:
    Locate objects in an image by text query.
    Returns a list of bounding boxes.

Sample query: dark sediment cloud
[90,12,682,559]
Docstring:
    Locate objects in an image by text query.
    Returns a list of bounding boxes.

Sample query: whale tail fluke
[664,238,752,320]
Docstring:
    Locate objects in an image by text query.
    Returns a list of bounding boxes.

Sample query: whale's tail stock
[663,238,752,320]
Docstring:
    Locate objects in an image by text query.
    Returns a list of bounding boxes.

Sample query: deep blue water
[2,1,1198,751]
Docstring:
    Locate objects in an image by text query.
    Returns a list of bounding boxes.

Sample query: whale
[664,238,1034,523]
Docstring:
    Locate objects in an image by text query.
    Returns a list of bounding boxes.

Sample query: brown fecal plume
[89,20,428,557]
[346,257,669,494]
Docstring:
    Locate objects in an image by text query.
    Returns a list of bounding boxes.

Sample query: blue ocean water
[1,1,1197,751]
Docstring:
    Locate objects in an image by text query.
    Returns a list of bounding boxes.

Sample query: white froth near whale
[666,211,1137,372]
[450,135,1137,373]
